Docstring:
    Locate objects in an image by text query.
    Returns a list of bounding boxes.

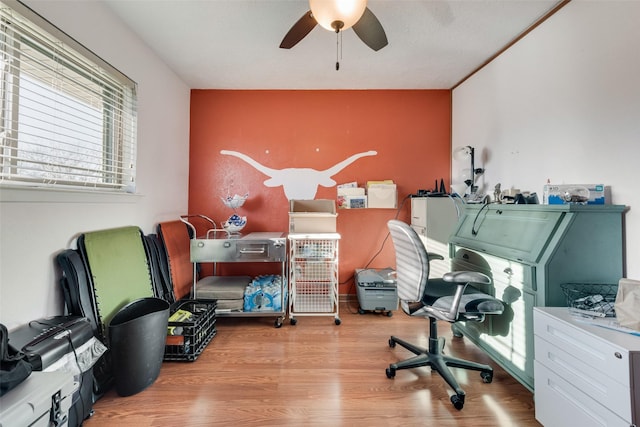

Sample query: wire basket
[560,283,618,317]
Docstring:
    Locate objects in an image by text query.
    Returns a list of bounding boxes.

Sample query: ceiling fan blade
[352,8,388,51]
[279,11,317,49]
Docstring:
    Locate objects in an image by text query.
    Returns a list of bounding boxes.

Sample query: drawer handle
[239,248,266,254]
[504,267,513,275]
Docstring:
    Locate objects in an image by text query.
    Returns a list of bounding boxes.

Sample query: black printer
[9,316,103,426]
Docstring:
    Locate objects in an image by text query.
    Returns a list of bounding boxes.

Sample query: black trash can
[108,297,170,397]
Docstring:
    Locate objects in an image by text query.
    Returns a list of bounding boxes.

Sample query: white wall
[452,0,640,280]
[0,1,191,329]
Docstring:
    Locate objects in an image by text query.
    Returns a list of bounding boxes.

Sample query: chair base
[386,326,494,410]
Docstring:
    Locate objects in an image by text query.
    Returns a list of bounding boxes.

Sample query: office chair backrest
[387,220,430,302]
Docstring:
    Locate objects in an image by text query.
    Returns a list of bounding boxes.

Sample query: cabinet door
[451,248,536,391]
[410,197,427,228]
[450,205,563,263]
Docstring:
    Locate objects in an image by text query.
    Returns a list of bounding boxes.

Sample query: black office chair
[385,219,504,410]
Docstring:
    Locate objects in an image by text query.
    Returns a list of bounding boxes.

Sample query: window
[0,0,137,193]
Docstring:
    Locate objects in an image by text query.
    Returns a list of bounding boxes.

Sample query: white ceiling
[103,0,563,90]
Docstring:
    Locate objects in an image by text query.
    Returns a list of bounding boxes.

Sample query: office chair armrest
[443,271,490,286]
[439,271,491,322]
[427,252,444,262]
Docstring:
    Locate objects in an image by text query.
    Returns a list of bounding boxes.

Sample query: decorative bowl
[221,193,249,209]
[222,214,247,233]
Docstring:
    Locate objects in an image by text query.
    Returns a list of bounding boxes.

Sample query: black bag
[0,323,32,396]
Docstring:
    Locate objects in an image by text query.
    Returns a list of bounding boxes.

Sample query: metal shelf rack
[181,215,287,328]
[288,233,341,325]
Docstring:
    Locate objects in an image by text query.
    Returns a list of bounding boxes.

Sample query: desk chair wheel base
[385,331,496,410]
[450,394,465,410]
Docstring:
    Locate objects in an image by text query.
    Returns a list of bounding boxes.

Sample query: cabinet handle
[239,248,266,254]
[504,267,513,275]
[615,352,622,359]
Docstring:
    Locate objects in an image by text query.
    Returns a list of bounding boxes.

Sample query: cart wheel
[290,318,297,326]
[335,318,341,325]
[274,318,283,328]
[386,311,393,317]
[358,308,366,315]
[481,371,493,383]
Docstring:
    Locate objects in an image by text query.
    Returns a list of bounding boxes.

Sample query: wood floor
[85,300,540,426]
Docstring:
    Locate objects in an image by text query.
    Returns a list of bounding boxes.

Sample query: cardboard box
[289,199,337,233]
[543,184,609,205]
[367,183,397,209]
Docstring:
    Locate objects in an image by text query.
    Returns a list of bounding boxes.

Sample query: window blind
[0,0,137,192]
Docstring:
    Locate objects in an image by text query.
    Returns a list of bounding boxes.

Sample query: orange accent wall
[189,90,451,294]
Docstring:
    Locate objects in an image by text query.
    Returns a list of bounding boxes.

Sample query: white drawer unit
[288,233,341,325]
[533,307,640,427]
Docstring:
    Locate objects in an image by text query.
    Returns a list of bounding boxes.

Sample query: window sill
[0,185,142,204]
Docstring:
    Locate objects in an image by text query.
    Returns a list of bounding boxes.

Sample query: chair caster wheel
[386,367,395,379]
[481,371,493,383]
[290,318,297,325]
[451,324,463,338]
[388,338,396,348]
[450,394,464,410]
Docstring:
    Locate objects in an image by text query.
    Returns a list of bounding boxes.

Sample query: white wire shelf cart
[181,215,287,328]
[288,233,341,325]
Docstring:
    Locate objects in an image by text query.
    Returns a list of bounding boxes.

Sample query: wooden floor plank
[85,300,540,426]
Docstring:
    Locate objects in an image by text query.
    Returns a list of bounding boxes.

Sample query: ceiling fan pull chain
[335,31,340,71]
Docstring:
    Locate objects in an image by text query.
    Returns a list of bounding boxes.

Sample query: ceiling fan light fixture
[309,0,367,32]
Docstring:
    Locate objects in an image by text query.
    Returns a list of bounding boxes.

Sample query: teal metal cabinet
[448,203,626,391]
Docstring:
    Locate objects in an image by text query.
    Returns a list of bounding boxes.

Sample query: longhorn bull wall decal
[220,150,378,200]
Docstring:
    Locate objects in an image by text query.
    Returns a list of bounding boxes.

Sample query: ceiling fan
[279,0,388,52]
